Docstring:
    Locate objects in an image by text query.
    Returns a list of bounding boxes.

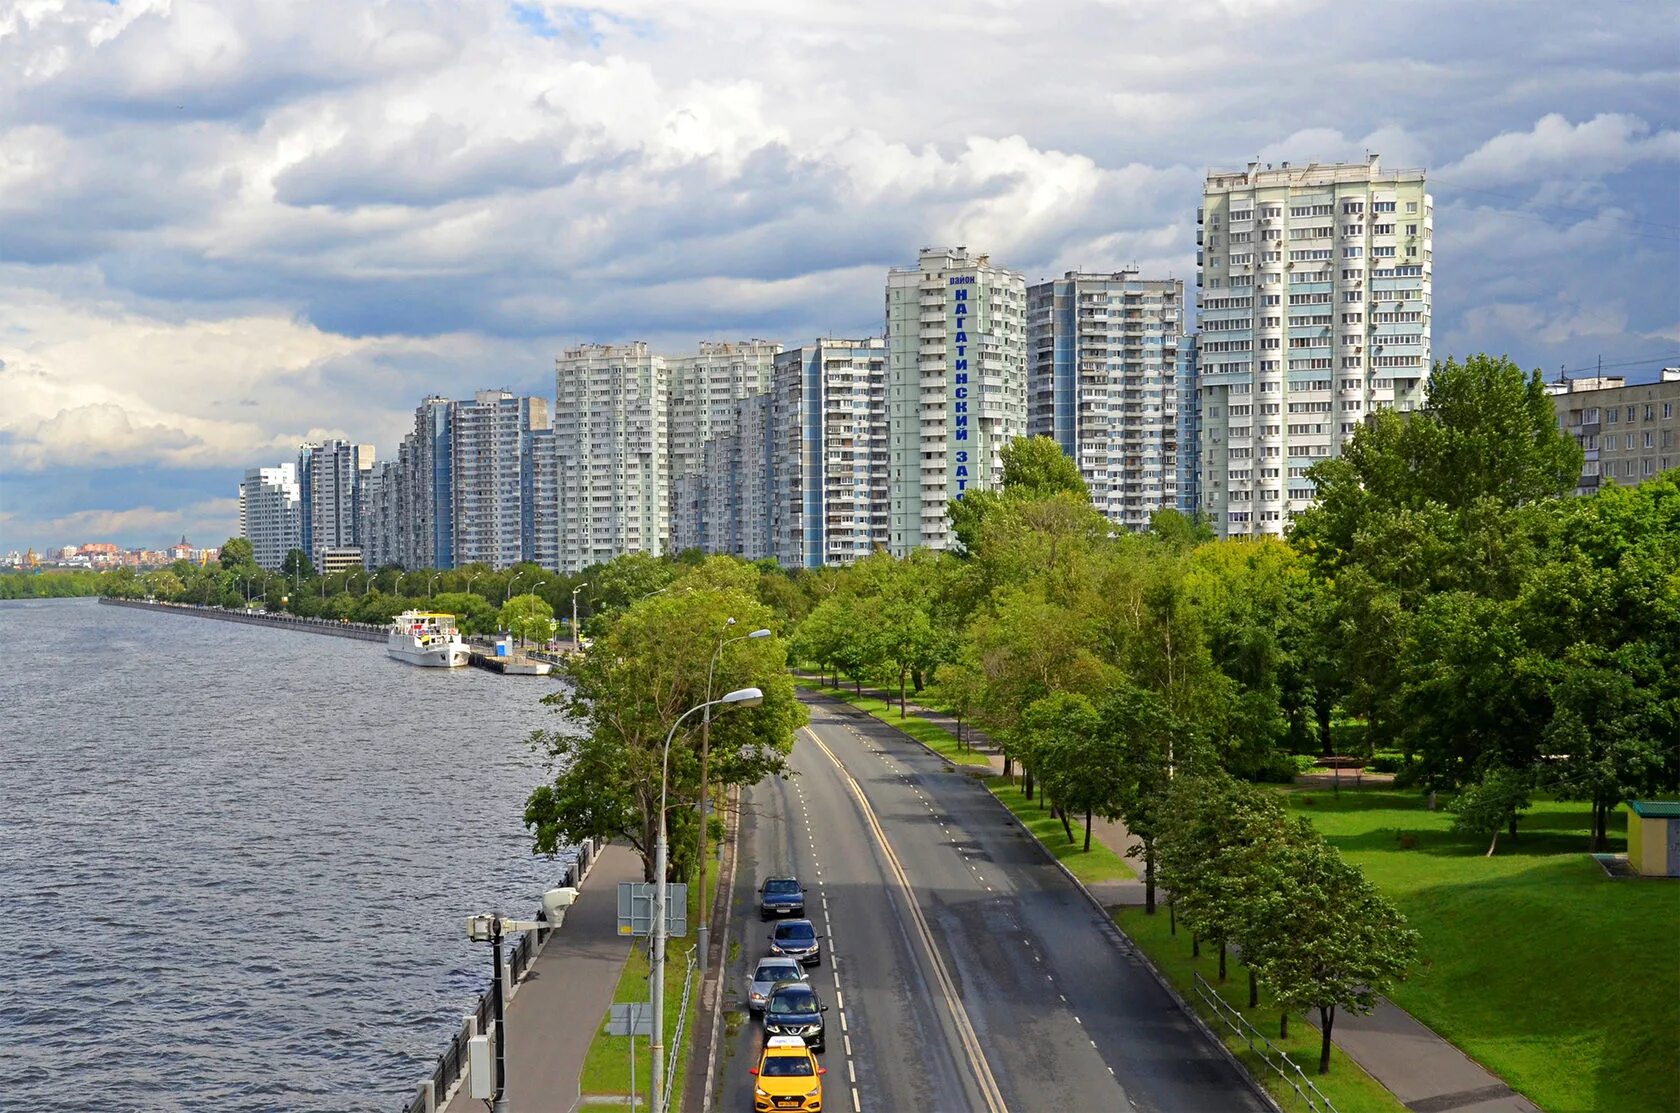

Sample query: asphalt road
[712,693,1268,1113]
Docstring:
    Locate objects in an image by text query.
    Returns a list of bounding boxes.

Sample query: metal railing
[661,947,699,1113]
[1190,972,1337,1113]
[403,839,598,1111]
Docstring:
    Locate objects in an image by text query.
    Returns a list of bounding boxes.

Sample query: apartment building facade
[554,343,669,572]
[1197,156,1432,537]
[1027,270,1185,529]
[1551,370,1680,494]
[449,390,550,569]
[886,246,1028,555]
[297,439,375,570]
[238,463,301,571]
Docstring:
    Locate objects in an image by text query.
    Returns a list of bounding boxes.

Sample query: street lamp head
[720,686,764,707]
[726,616,737,627]
[747,628,771,639]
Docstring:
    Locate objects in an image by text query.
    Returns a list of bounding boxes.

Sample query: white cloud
[1441,113,1680,185]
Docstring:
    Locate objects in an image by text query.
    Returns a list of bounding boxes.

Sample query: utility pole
[490,915,509,1113]
[571,583,588,653]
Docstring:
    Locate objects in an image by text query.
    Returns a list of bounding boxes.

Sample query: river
[0,598,577,1111]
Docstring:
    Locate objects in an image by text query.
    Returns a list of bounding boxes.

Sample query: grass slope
[796,679,992,767]
[984,774,1134,884]
[578,856,717,1107]
[1286,789,1680,1113]
[1114,906,1408,1113]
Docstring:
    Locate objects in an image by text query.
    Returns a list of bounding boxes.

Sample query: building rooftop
[1628,800,1680,819]
[1205,155,1427,191]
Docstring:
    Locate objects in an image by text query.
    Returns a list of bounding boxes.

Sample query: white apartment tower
[238,463,301,571]
[297,440,375,570]
[554,343,670,572]
[450,390,550,569]
[885,246,1028,555]
[1027,271,1185,529]
[771,339,890,568]
[1197,155,1432,537]
[667,339,780,553]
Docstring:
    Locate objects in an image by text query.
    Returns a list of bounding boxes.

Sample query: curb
[794,683,995,776]
[695,786,742,1113]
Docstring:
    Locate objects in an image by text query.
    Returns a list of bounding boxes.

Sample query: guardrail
[1190,972,1337,1112]
[401,839,599,1113]
[99,597,387,641]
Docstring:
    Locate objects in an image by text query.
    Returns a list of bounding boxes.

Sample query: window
[1665,402,1674,419]
[1342,201,1364,215]
[1372,223,1395,235]
[1344,246,1363,258]
[1373,245,1396,257]
[1373,201,1396,213]
[1344,290,1363,303]
[1406,201,1419,212]
[1342,224,1364,236]
[1406,223,1418,235]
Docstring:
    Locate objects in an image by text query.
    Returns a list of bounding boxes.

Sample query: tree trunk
[1024,767,1035,801]
[1316,698,1334,757]
[1485,828,1500,856]
[1426,789,1437,811]
[1002,752,1013,779]
[899,667,908,717]
[1145,845,1157,915]
[1218,937,1227,981]
[1508,813,1518,842]
[1192,931,1199,958]
[1248,969,1259,1009]
[1318,1005,1335,1074]
[1280,1012,1288,1039]
[1083,808,1092,852]
[1060,804,1075,844]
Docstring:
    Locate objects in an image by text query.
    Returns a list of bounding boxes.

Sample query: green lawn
[984,774,1135,884]
[1114,906,1407,1113]
[578,855,718,1108]
[796,680,993,767]
[1284,788,1680,1113]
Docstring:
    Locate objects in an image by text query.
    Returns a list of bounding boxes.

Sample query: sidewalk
[792,676,1540,1113]
[444,843,644,1113]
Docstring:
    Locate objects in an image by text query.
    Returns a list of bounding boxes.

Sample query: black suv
[761,982,828,1052]
[758,877,806,921]
[767,919,822,966]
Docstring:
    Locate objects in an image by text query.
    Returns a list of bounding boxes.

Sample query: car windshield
[761,1055,814,1077]
[775,922,815,942]
[756,963,800,983]
[769,991,819,1016]
[764,880,800,896]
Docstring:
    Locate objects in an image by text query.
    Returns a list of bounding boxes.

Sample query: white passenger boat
[387,611,471,668]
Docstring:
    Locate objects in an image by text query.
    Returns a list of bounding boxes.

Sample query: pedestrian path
[791,676,1541,1113]
[443,843,644,1113]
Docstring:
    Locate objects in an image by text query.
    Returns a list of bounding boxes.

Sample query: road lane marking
[804,728,1010,1113]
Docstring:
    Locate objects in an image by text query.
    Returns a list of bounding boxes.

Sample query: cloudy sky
[2,0,1677,552]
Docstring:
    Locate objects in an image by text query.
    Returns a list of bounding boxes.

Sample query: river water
[0,598,577,1111]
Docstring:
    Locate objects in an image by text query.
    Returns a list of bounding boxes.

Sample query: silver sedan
[745,957,807,1012]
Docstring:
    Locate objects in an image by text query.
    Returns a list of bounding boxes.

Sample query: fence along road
[716,694,1269,1113]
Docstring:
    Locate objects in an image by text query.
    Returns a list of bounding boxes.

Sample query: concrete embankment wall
[98,597,386,642]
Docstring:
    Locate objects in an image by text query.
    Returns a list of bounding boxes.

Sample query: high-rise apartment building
[409,396,455,569]
[886,246,1027,554]
[668,340,779,554]
[449,390,550,569]
[1027,271,1185,529]
[238,463,301,571]
[1197,155,1431,537]
[1176,340,1201,515]
[1550,370,1679,494]
[297,440,375,570]
[771,339,890,568]
[554,343,669,572]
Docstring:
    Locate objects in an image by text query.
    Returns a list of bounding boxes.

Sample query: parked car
[750,1034,826,1112]
[746,957,807,1012]
[759,876,807,921]
[761,983,828,1053]
[767,918,822,966]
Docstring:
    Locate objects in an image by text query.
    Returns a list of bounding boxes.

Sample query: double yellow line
[802,727,1010,1113]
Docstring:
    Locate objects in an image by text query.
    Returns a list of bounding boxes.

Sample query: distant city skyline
[2,1,1676,552]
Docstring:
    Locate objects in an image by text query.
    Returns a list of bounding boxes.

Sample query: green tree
[1448,764,1535,855]
[949,434,1091,553]
[501,593,556,645]
[1246,838,1419,1073]
[432,590,498,636]
[1148,507,1215,551]
[280,549,315,580]
[142,569,185,600]
[525,585,806,881]
[219,537,256,571]
[1031,692,1121,851]
[1100,682,1180,912]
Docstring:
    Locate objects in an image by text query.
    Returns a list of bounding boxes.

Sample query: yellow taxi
[750,1034,825,1112]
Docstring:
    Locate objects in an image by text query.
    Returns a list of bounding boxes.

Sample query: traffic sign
[617,881,688,937]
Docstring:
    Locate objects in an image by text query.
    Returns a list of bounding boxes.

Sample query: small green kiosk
[1625,801,1680,877]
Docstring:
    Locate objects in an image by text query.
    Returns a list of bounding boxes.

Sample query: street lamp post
[522,581,547,648]
[571,582,589,653]
[651,686,764,1113]
[697,623,771,968]
[467,571,483,600]
[427,573,441,602]
[505,569,526,605]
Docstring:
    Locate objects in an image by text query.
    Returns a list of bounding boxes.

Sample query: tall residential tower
[1027,270,1185,529]
[885,246,1027,555]
[1197,156,1431,537]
